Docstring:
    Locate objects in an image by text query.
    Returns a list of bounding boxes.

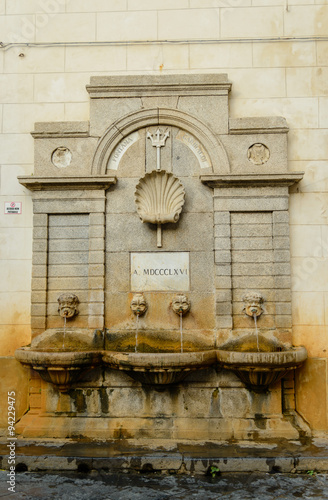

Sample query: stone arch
[91,108,230,175]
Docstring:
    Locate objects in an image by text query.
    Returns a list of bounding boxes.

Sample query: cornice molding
[18,176,117,191]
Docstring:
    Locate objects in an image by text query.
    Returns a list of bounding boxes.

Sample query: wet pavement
[1,471,328,500]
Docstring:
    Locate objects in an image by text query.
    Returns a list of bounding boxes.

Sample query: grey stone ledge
[201,172,304,188]
[87,74,232,98]
[18,176,117,191]
[3,438,328,473]
[3,453,328,473]
[229,116,289,135]
[32,121,89,138]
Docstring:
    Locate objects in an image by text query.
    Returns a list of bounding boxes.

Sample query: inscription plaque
[108,131,139,170]
[176,130,211,169]
[131,252,190,292]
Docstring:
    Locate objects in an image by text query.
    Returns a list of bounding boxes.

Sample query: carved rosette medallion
[51,147,72,168]
[247,143,270,165]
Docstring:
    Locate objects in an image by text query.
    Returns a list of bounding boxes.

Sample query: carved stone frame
[18,178,116,336]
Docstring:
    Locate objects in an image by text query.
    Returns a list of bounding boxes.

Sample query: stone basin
[216,335,307,392]
[102,350,217,385]
[15,329,103,392]
[105,329,215,353]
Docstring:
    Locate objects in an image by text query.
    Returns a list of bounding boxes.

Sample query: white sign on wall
[131,252,190,292]
[5,202,22,214]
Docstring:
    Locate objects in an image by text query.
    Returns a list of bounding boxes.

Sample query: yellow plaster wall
[0,0,328,432]
[0,359,29,433]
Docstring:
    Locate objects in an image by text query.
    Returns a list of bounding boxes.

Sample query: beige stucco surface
[1,2,328,435]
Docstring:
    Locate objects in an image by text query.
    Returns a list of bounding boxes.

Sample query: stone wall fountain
[15,294,103,392]
[216,293,307,392]
[14,74,309,441]
[103,292,216,386]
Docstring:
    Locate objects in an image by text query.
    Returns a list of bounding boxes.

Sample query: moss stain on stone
[72,390,87,414]
[99,388,109,414]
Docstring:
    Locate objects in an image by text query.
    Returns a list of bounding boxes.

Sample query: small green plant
[307,470,316,476]
[210,466,220,478]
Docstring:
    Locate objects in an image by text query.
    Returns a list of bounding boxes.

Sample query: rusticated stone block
[273,237,290,249]
[88,264,105,277]
[231,212,272,225]
[232,250,272,263]
[215,276,232,289]
[89,238,105,251]
[214,224,231,237]
[275,315,292,328]
[215,250,231,264]
[216,290,232,302]
[88,277,105,289]
[32,252,48,266]
[31,304,46,316]
[273,223,289,236]
[34,198,105,214]
[214,212,230,224]
[214,237,231,250]
[89,213,105,225]
[33,214,48,226]
[216,302,232,316]
[215,264,231,276]
[274,277,291,288]
[273,211,289,223]
[220,388,251,418]
[89,251,105,265]
[216,315,233,329]
[89,225,105,238]
[87,303,104,316]
[232,237,273,250]
[174,417,233,441]
[33,239,47,253]
[31,291,47,303]
[32,265,47,277]
[232,263,273,276]
[214,197,288,212]
[274,250,291,262]
[31,277,47,291]
[274,263,291,275]
[232,276,274,289]
[231,223,272,238]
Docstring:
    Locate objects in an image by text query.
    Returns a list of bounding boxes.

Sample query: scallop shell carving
[135,170,185,225]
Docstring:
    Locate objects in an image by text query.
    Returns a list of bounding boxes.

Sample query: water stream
[180,312,183,353]
[62,316,67,350]
[253,313,260,352]
[135,313,139,353]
